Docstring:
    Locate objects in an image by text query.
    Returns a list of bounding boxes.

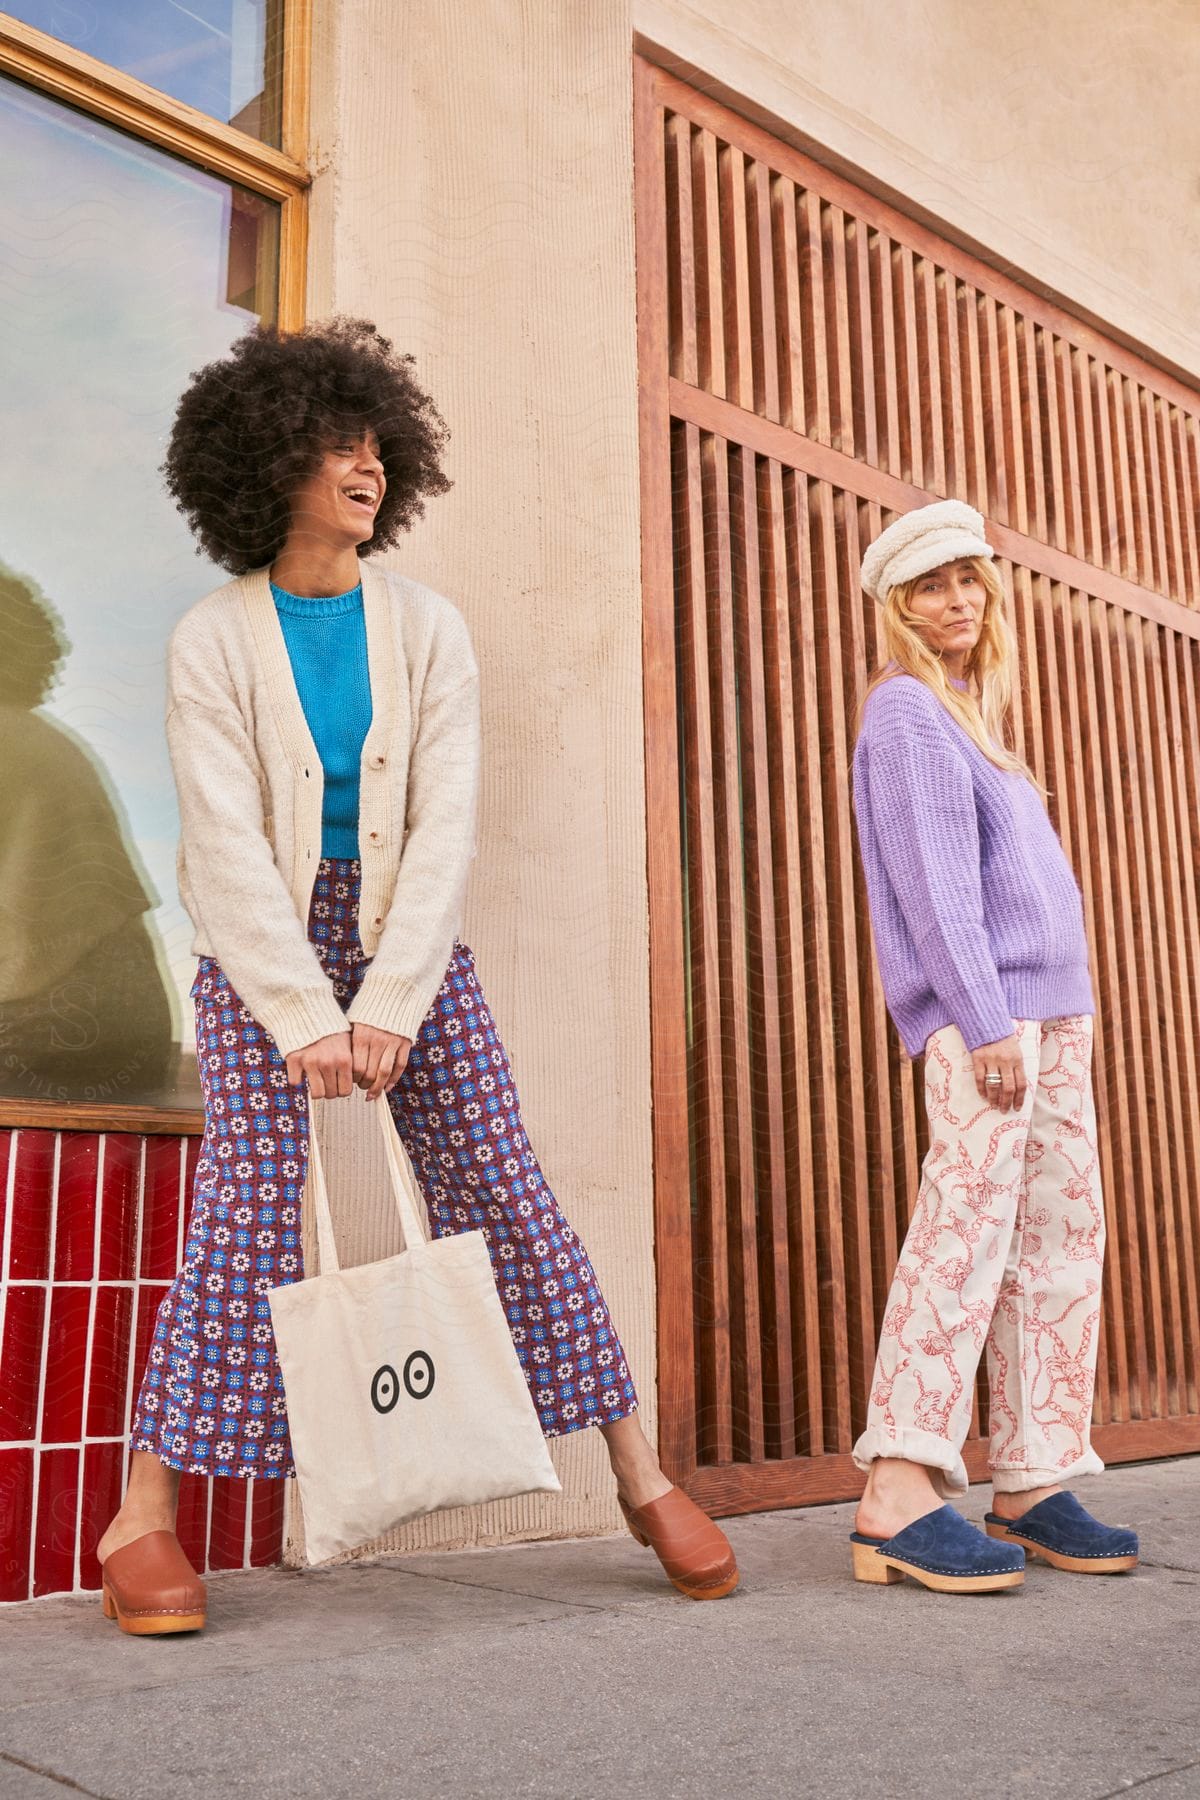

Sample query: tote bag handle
[305,1089,429,1275]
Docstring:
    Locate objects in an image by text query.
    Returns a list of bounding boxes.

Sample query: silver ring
[985,1073,1002,1085]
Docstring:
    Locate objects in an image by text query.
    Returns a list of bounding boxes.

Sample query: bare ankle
[990,1481,1061,1519]
[98,1453,182,1562]
[856,1458,944,1536]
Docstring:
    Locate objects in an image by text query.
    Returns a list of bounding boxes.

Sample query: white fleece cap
[860,498,993,604]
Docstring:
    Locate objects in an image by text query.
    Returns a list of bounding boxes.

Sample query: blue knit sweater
[852,673,1094,1056]
[270,581,373,859]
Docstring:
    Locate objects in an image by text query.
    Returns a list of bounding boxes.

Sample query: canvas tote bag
[268,1091,561,1563]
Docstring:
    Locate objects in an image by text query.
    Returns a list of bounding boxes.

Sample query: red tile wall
[0,1127,286,1602]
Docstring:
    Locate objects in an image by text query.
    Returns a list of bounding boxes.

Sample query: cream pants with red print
[853,1015,1106,1495]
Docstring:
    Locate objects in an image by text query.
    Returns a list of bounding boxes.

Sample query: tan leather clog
[619,1485,739,1600]
[101,1530,207,1636]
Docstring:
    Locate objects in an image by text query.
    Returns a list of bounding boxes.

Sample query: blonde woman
[847,499,1138,1593]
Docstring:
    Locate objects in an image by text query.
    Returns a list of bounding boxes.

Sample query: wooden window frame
[0,5,312,1134]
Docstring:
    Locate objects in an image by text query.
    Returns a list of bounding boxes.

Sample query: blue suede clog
[985,1491,1139,1573]
[850,1503,1025,1592]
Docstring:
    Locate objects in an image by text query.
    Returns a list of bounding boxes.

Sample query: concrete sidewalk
[2,1459,1198,1800]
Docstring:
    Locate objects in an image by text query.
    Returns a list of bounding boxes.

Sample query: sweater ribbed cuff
[344,968,432,1044]
[260,987,352,1061]
[944,993,1018,1054]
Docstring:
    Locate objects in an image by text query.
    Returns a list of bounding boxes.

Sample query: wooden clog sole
[102,1582,206,1635]
[670,1567,741,1601]
[852,1539,1023,1592]
[985,1521,1138,1574]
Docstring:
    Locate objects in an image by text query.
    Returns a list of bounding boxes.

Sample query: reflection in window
[0,76,280,1110]
[5,0,285,145]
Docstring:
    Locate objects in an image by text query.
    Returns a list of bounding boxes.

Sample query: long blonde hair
[857,556,1045,796]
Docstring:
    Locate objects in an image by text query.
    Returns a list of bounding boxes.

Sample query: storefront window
[4,0,285,144]
[0,75,281,1111]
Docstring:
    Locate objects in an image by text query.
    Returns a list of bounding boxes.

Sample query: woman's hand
[970,1033,1027,1112]
[349,1022,412,1101]
[284,1031,355,1098]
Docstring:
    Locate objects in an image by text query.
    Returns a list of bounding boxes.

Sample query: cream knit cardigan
[167,560,480,1058]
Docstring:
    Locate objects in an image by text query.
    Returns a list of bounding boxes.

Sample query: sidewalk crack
[1092,1754,1200,1797]
[386,1564,634,1611]
[0,1751,117,1799]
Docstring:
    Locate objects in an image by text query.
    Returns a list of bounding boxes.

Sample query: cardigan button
[374,916,383,926]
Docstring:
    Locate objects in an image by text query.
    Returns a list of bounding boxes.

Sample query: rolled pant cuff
[990,1446,1105,1493]
[852,1425,969,1495]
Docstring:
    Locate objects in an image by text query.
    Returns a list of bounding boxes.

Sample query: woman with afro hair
[96,318,738,1633]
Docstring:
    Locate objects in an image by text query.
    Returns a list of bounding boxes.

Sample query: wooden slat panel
[637,57,1200,1508]
[978,293,1010,522]
[675,421,733,1464]
[915,255,946,497]
[823,201,855,459]
[1083,603,1153,1416]
[745,157,780,421]
[1019,313,1048,543]
[796,186,832,448]
[935,266,965,503]
[870,227,901,480]
[998,304,1030,536]
[957,277,988,516]
[760,465,822,1457]
[846,216,879,469]
[1038,324,1068,553]
[718,143,754,413]
[785,471,850,1449]
[809,480,875,1435]
[1146,391,1180,600]
[703,436,762,1462]
[664,112,699,388]
[1172,410,1200,601]
[633,62,697,1478]
[771,173,805,436]
[1044,578,1118,1419]
[1109,613,1173,1414]
[1138,620,1200,1404]
[731,448,791,1456]
[1090,353,1123,574]
[667,378,1200,643]
[691,126,725,402]
[648,60,1200,571]
[892,244,923,487]
[1169,637,1200,1408]
[1127,379,1160,592]
[1120,617,1184,1407]
[683,1415,1200,1516]
[1106,367,1139,586]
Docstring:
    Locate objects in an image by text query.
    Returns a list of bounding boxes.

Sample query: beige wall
[294,1,653,1560]
[637,0,1200,382]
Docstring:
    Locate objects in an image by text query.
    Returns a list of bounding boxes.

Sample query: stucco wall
[294,2,653,1558]
[636,0,1200,381]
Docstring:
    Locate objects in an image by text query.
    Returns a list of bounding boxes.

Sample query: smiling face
[287,428,387,551]
[902,557,986,661]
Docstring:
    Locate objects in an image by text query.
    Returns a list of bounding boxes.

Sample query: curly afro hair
[161,316,452,575]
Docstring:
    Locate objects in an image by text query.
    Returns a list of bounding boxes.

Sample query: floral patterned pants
[853,1015,1106,1495]
[130,857,638,1478]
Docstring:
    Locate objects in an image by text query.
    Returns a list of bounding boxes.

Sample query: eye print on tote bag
[370,1351,436,1414]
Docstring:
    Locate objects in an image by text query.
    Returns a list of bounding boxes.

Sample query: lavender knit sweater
[852,672,1094,1056]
